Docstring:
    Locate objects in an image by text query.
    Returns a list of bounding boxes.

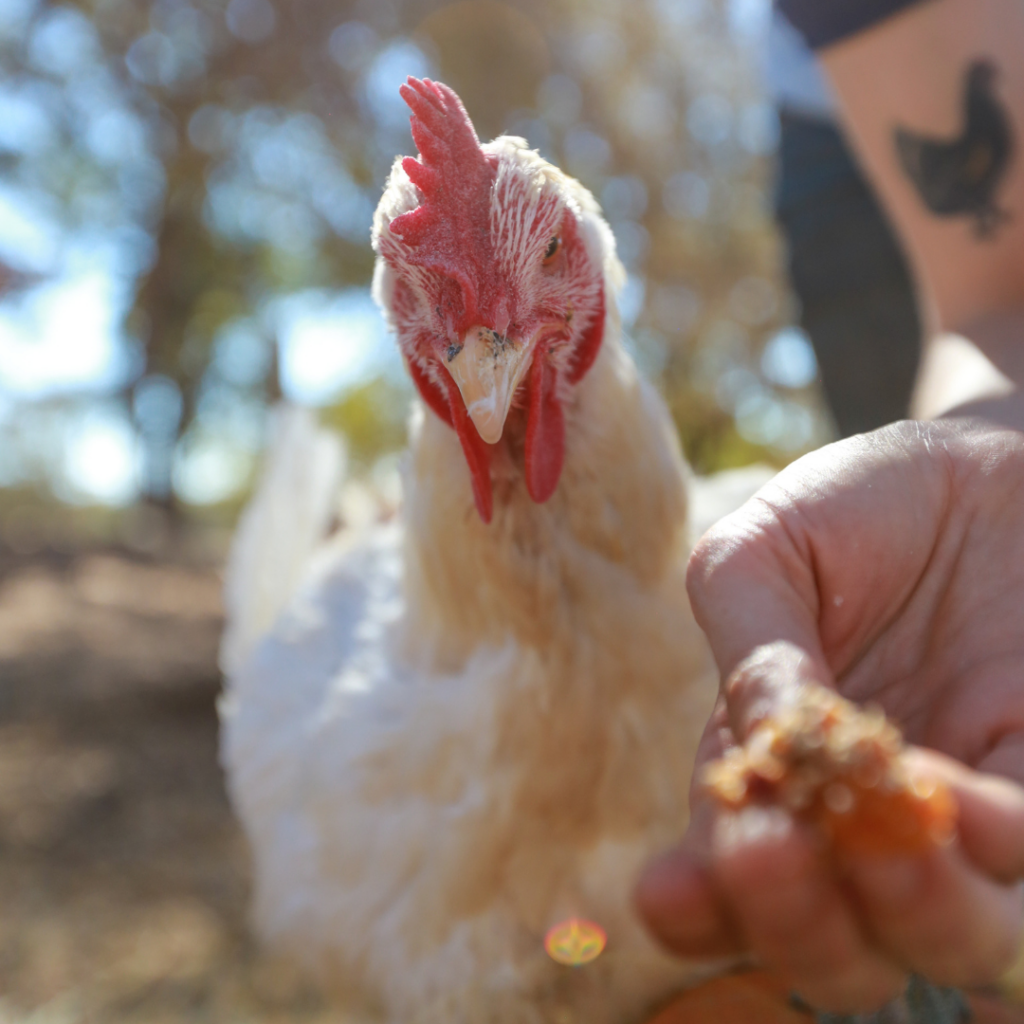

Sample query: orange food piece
[647,974,1024,1024]
[647,970,812,1024]
[703,687,958,855]
[822,772,959,855]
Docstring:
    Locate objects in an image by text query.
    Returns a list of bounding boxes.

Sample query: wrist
[913,311,1024,431]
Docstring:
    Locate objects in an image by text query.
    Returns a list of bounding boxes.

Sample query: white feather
[219,405,345,678]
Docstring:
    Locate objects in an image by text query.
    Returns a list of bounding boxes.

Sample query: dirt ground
[0,547,344,1024]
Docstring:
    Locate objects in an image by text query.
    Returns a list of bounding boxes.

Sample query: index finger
[719,640,833,743]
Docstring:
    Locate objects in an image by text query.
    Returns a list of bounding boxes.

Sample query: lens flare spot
[544,918,606,966]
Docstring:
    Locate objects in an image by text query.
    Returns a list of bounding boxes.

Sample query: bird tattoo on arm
[894,59,1014,239]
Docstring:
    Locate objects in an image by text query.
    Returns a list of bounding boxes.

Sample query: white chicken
[220,78,771,1024]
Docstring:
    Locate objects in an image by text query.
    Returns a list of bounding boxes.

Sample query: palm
[839,533,1024,783]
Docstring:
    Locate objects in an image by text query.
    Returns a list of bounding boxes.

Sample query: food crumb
[702,687,958,856]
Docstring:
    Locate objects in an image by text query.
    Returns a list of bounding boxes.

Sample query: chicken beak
[445,326,536,444]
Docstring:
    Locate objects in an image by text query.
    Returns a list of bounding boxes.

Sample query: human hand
[637,419,1024,1013]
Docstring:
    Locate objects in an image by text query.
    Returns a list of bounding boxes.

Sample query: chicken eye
[542,236,562,265]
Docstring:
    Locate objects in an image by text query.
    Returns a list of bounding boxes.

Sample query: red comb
[388,79,496,318]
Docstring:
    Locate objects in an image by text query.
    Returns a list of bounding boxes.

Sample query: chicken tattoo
[894,58,1014,239]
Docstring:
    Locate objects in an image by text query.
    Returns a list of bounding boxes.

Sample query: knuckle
[686,514,763,602]
[685,526,733,599]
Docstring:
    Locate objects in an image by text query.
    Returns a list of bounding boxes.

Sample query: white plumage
[220,81,772,1024]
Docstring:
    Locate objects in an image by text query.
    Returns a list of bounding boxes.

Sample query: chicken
[219,78,772,1024]
[894,59,1013,238]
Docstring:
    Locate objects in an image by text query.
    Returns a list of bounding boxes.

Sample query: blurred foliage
[0,0,832,545]
[320,376,409,468]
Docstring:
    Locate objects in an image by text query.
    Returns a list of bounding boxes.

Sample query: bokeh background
[0,0,831,1020]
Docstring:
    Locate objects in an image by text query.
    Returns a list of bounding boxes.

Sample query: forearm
[817,0,1024,334]
[912,313,1024,430]
[804,0,1024,427]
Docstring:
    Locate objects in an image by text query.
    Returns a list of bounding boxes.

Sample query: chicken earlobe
[567,282,606,385]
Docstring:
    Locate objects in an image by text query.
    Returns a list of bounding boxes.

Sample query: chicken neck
[399,323,693,675]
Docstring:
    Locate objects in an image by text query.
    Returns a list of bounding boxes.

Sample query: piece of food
[703,686,958,855]
[646,969,812,1024]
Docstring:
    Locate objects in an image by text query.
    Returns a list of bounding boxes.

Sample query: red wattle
[406,280,605,520]
[440,369,494,523]
[407,356,454,428]
[524,351,564,505]
[407,356,492,521]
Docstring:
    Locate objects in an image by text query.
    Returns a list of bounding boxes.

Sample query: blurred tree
[320,376,409,468]
[0,0,829,534]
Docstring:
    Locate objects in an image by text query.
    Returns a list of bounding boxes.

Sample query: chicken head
[373,77,609,522]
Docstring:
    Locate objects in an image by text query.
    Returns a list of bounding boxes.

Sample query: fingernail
[713,806,792,854]
[854,857,923,905]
